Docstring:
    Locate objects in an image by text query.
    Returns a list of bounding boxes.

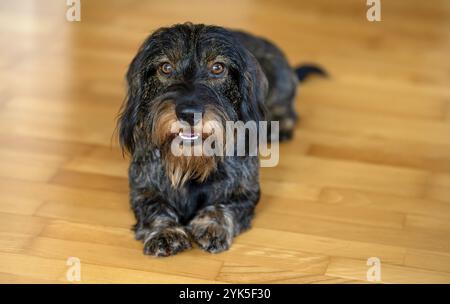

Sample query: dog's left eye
[210,63,225,76]
[159,62,174,76]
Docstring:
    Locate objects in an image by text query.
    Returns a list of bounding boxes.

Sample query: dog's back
[232,30,325,140]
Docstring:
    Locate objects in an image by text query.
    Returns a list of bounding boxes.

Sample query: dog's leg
[188,193,258,253]
[132,192,191,257]
[268,103,298,141]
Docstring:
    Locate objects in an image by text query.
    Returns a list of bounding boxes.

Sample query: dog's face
[118,23,268,186]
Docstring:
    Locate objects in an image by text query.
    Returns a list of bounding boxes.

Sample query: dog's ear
[239,50,268,123]
[117,52,145,155]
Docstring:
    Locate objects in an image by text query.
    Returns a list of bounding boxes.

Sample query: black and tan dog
[118,23,325,256]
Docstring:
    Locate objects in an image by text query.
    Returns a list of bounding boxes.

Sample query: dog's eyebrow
[153,55,171,63]
[203,54,229,64]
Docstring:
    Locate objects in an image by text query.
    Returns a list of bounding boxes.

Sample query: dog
[117,23,325,256]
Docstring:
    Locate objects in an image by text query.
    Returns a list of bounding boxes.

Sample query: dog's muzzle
[175,104,205,141]
[175,104,204,126]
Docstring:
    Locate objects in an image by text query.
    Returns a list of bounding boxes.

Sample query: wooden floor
[0,0,450,284]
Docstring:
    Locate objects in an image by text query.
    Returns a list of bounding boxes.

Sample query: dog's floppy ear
[239,50,268,123]
[117,52,145,155]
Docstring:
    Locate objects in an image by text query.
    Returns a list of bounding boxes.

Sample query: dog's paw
[143,226,191,257]
[189,215,234,254]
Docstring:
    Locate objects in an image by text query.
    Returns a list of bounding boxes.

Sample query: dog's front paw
[143,226,191,257]
[189,213,234,254]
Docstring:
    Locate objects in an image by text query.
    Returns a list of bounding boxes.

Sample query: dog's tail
[294,64,328,82]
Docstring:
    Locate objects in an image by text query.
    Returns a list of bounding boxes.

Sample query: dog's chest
[165,181,211,224]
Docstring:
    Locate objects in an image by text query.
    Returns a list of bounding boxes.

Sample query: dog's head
[118,23,268,186]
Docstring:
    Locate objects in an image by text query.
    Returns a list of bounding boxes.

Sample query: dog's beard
[151,101,225,188]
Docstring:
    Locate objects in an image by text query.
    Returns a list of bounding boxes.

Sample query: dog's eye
[159,63,173,76]
[210,63,225,76]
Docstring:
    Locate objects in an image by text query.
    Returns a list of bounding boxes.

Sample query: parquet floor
[0,0,450,283]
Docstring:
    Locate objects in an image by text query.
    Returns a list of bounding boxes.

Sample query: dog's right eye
[159,63,173,76]
[210,62,225,76]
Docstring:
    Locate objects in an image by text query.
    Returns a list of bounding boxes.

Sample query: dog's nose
[175,104,204,126]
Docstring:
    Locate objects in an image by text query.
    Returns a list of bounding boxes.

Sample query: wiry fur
[151,101,221,187]
[118,23,324,256]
